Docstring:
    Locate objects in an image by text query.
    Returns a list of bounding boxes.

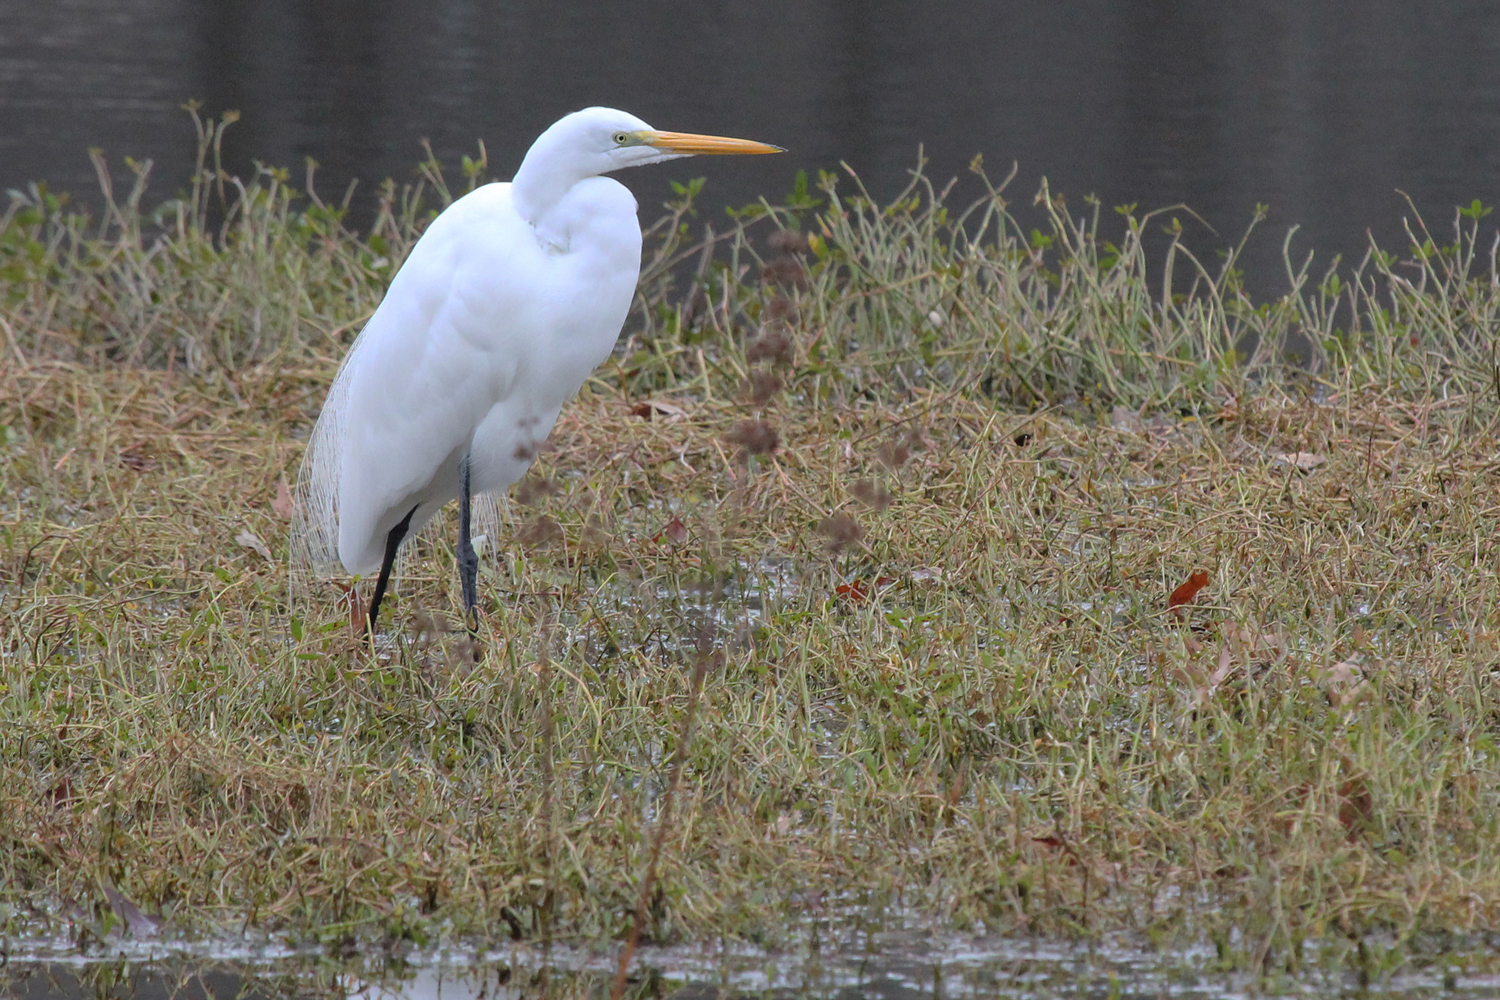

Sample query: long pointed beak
[644,131,785,156]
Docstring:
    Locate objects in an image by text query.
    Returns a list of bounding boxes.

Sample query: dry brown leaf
[629,398,688,420]
[658,516,689,545]
[1224,623,1285,663]
[271,476,294,519]
[1181,643,1235,709]
[1321,659,1371,709]
[235,529,272,561]
[333,581,365,635]
[102,882,162,938]
[1168,570,1210,612]
[1275,451,1327,472]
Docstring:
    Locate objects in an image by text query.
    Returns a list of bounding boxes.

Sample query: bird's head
[527,107,784,176]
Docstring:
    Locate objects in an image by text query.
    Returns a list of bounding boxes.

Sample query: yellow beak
[644,131,785,155]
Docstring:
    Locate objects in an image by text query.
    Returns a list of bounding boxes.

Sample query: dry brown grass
[4,340,1500,970]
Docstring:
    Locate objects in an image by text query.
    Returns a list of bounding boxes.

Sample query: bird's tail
[289,352,357,602]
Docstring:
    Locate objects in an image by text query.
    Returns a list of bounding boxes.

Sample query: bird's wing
[293,183,537,577]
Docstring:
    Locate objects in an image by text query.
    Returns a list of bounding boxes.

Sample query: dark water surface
[6,2,1500,295]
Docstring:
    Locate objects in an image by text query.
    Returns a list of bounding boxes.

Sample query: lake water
[7,929,1500,1000]
[5,2,1500,299]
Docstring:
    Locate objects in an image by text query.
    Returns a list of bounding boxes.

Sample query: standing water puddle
[5,931,1500,999]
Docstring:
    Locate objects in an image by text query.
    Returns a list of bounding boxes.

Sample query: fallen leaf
[1223,623,1285,664]
[1275,451,1327,472]
[1206,643,1234,688]
[649,516,689,545]
[835,580,870,602]
[43,776,75,810]
[235,529,272,561]
[834,578,896,603]
[1168,570,1210,611]
[1321,659,1371,709]
[1184,644,1236,709]
[102,883,162,938]
[271,476,294,519]
[334,581,366,635]
[628,398,687,420]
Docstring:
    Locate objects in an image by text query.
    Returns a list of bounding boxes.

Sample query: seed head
[817,512,864,553]
[876,442,910,470]
[850,478,892,511]
[514,475,557,506]
[746,328,794,368]
[767,229,812,256]
[764,295,796,323]
[410,611,451,639]
[762,255,808,290]
[742,370,783,408]
[877,427,925,470]
[727,419,779,457]
[518,514,563,549]
[581,513,611,549]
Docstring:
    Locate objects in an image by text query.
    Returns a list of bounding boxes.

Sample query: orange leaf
[1168,570,1209,610]
[835,580,871,603]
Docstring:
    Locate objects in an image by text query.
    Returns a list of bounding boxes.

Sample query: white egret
[292,107,783,630]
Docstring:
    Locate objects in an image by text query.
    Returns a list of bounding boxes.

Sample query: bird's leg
[457,454,479,630]
[368,504,417,635]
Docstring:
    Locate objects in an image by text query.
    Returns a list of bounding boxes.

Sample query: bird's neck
[511,149,586,226]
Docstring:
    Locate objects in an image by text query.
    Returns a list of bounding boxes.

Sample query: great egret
[292,107,783,630]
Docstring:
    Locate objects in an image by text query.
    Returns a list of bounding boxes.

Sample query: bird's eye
[613,132,630,145]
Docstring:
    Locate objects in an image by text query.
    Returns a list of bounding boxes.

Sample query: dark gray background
[4,1,1499,296]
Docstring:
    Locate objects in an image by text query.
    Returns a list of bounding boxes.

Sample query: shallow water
[7,929,1500,1000]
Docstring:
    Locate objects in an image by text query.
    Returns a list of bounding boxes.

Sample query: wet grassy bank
[3,114,1500,977]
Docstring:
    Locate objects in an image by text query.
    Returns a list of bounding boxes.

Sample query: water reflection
[4,2,1500,296]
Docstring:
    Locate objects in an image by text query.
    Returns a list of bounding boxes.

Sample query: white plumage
[291,107,781,628]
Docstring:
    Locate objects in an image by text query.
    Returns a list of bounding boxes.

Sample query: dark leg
[457,454,479,627]
[368,505,417,634]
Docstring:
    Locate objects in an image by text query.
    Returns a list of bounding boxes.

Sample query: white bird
[292,107,782,630]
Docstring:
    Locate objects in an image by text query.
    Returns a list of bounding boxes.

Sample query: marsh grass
[3,114,1500,977]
